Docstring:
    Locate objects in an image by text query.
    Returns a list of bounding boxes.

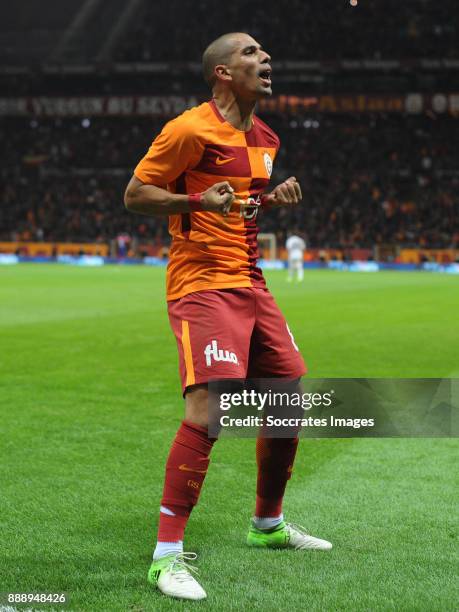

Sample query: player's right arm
[124,114,234,216]
[124,176,234,216]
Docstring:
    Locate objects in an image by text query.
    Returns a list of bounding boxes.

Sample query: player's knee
[185,384,209,428]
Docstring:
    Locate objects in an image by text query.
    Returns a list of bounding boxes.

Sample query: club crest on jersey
[204,340,239,367]
[263,152,273,177]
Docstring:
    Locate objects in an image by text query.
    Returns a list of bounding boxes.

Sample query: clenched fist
[263,176,302,206]
[201,181,235,216]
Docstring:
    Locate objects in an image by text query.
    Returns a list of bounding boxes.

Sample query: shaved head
[202,32,244,87]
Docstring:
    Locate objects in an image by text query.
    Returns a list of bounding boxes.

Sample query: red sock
[255,437,299,517]
[157,420,215,542]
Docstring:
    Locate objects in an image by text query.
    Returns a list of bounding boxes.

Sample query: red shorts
[167,287,306,393]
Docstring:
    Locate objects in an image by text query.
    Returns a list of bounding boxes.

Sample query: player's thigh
[168,288,255,395]
[247,289,306,378]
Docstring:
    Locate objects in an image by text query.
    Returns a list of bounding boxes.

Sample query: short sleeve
[134,117,203,188]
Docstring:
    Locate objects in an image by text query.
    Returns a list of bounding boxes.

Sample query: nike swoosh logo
[215,156,236,166]
[179,463,207,474]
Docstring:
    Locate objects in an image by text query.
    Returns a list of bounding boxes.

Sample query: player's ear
[215,64,231,82]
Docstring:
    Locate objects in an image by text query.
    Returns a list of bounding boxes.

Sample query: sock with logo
[254,437,299,518]
[154,420,216,554]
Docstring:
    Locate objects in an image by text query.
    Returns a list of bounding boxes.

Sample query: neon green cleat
[147,552,207,600]
[247,521,332,551]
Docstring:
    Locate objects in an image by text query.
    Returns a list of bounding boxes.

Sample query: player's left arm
[263,176,302,206]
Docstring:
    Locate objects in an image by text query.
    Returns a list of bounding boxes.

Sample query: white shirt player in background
[286,234,306,282]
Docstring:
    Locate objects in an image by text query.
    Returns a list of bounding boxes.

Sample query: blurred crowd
[1,117,162,245]
[1,113,458,250]
[116,0,458,62]
[266,114,458,250]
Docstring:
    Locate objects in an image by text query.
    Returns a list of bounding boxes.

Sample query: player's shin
[153,420,216,559]
[253,436,299,528]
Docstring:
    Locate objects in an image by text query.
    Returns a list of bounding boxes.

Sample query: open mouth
[258,67,272,85]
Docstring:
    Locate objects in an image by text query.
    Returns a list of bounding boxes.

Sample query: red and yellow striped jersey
[134,99,279,301]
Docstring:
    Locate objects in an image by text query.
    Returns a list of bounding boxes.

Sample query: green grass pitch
[1,264,458,611]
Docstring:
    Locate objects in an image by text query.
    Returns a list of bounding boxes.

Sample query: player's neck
[212,92,255,132]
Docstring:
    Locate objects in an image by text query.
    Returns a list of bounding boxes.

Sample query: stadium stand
[1,0,458,260]
[0,1,82,64]
[1,0,457,67]
[1,115,457,251]
[1,0,458,98]
[115,0,458,62]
